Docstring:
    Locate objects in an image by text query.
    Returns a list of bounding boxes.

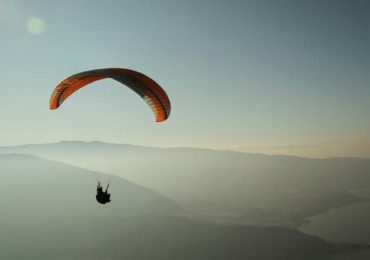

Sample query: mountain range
[1,153,367,259]
[1,141,369,228]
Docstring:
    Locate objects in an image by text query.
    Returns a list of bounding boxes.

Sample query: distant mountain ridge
[2,140,369,159]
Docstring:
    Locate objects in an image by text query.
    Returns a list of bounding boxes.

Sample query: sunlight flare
[25,16,46,35]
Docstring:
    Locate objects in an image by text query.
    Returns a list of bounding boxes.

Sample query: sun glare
[25,16,46,35]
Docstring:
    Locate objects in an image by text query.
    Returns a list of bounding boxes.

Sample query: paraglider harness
[96,182,111,204]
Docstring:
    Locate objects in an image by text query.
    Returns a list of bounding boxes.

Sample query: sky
[0,0,369,158]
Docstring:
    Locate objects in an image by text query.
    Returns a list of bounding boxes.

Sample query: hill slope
[0,154,183,219]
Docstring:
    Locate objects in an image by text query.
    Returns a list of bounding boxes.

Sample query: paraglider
[49,68,171,122]
[50,68,171,204]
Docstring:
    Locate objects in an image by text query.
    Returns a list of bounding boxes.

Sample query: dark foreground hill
[1,212,369,260]
[2,141,369,227]
[90,216,370,260]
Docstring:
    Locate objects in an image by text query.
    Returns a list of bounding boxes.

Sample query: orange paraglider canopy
[50,68,171,122]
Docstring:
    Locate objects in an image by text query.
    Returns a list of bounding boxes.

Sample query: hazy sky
[0,0,369,157]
